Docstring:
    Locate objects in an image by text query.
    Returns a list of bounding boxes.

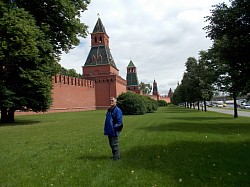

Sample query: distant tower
[126,60,140,94]
[82,17,126,108]
[168,88,174,98]
[152,79,159,100]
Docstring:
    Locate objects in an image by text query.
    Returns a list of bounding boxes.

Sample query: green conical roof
[127,60,135,68]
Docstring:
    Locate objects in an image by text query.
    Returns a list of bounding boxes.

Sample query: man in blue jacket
[104,97,123,160]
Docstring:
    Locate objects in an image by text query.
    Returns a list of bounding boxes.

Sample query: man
[104,97,123,160]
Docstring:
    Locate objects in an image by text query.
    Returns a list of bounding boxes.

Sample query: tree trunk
[197,101,200,110]
[233,94,238,118]
[0,107,15,124]
[204,99,207,112]
[0,107,8,123]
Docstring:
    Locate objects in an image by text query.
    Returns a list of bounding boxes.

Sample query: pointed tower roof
[153,79,158,95]
[84,17,117,69]
[92,18,106,33]
[127,60,136,68]
[126,60,139,87]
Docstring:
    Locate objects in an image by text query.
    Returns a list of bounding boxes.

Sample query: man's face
[110,98,116,107]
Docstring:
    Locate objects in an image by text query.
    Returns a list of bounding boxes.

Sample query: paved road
[207,107,250,117]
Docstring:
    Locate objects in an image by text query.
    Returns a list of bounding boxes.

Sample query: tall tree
[204,0,250,118]
[184,57,201,108]
[139,82,152,94]
[197,50,215,111]
[0,0,89,123]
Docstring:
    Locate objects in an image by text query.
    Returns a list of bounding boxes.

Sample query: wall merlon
[53,75,95,88]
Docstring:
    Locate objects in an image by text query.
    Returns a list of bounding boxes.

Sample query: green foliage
[0,107,250,186]
[171,54,215,108]
[117,92,159,115]
[204,0,250,117]
[139,82,152,94]
[142,95,158,113]
[60,67,82,78]
[0,0,89,123]
[157,100,168,106]
[0,7,55,119]
[117,92,147,115]
[14,0,90,54]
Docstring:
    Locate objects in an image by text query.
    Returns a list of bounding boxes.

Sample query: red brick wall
[159,96,171,103]
[94,75,127,109]
[116,76,127,96]
[82,65,119,78]
[82,64,127,109]
[148,94,171,103]
[52,75,96,110]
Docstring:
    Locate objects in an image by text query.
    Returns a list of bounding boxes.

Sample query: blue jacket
[104,105,123,137]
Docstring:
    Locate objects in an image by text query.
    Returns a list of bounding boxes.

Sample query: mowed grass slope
[0,106,249,187]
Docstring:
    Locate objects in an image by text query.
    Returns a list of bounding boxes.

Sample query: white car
[240,102,250,109]
[245,105,250,110]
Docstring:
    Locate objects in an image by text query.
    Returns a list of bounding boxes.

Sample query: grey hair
[110,97,117,102]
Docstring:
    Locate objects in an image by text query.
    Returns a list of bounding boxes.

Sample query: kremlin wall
[50,18,172,112]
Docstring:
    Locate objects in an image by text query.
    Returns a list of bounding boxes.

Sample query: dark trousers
[108,136,120,160]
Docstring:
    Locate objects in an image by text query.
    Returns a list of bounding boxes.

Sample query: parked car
[217,104,224,108]
[240,102,250,109]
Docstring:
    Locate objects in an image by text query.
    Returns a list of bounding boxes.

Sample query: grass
[0,106,249,187]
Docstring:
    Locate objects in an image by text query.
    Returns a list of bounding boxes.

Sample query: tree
[183,57,201,108]
[204,0,250,118]
[0,0,89,123]
[139,82,152,94]
[171,56,214,110]
[197,50,216,111]
[59,67,81,78]
[14,0,90,54]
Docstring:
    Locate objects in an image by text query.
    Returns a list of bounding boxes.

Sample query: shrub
[143,95,158,113]
[157,100,168,106]
[117,92,147,115]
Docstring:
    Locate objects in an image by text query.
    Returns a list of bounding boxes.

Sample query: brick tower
[168,88,174,98]
[126,60,141,94]
[82,17,126,108]
[152,79,159,100]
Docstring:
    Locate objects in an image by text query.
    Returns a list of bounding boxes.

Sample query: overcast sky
[59,0,229,95]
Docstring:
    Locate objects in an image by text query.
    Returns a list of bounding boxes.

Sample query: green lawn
[0,106,249,187]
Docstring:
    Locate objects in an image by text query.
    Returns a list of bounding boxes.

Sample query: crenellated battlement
[52,74,95,88]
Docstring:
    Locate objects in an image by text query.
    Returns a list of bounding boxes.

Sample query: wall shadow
[121,141,250,186]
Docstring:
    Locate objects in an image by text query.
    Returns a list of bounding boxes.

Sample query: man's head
[110,97,117,107]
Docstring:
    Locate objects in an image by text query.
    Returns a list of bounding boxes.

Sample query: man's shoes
[110,156,120,161]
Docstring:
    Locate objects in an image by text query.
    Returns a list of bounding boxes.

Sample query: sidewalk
[207,107,250,117]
